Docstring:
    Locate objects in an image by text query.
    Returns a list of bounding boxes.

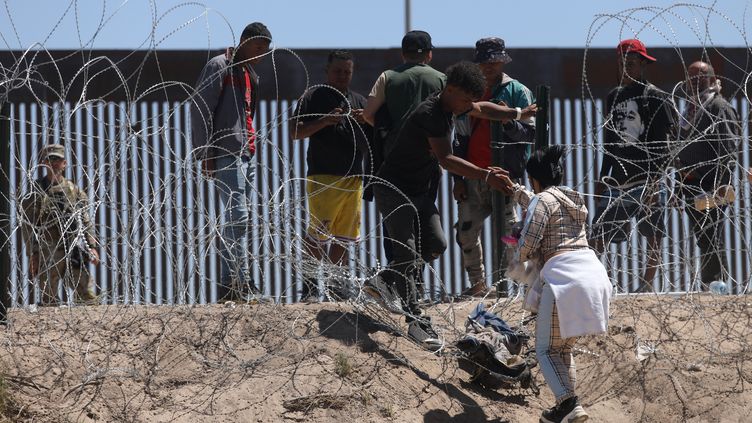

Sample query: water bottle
[708,281,729,295]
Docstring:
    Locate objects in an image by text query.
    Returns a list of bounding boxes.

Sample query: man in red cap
[590,39,677,293]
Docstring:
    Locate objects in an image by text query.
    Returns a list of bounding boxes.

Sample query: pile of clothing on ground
[456,303,539,394]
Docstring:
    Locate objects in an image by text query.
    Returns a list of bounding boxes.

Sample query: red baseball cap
[617,39,656,62]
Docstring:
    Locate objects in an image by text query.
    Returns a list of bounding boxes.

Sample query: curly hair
[445,61,486,98]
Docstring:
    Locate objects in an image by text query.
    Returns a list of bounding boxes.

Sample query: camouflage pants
[36,248,93,305]
[455,179,518,286]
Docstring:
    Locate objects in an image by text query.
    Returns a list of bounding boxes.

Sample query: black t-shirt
[601,82,676,186]
[293,87,369,176]
[377,94,453,196]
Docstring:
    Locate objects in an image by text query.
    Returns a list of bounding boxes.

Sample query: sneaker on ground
[363,274,402,313]
[407,318,444,352]
[539,396,588,423]
[76,290,100,305]
[217,283,243,303]
[248,285,273,304]
[326,279,354,301]
[300,292,320,303]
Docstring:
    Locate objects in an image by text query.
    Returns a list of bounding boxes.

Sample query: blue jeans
[214,155,256,295]
[536,283,577,403]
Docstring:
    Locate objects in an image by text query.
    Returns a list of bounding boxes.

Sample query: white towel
[541,249,612,339]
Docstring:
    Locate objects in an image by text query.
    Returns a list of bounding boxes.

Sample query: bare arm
[468,102,537,122]
[363,95,383,127]
[363,72,387,126]
[428,136,511,193]
[289,108,342,141]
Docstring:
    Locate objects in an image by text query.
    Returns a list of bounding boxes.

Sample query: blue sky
[1,0,749,50]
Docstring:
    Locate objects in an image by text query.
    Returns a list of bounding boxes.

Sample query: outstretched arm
[428,136,512,194]
[468,102,537,122]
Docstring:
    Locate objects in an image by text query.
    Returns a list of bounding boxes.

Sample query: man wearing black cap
[590,39,676,293]
[452,37,535,297]
[364,61,536,351]
[190,22,272,303]
[363,30,445,130]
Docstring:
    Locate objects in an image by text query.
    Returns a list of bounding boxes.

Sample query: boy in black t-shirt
[365,61,536,350]
[590,39,677,293]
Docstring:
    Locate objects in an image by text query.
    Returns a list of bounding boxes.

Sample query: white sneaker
[363,274,402,313]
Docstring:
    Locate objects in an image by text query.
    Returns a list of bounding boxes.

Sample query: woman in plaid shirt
[499,145,612,423]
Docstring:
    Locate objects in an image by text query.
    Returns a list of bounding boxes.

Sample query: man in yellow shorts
[291,50,370,301]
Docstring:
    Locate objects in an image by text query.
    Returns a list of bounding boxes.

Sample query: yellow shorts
[306,175,363,242]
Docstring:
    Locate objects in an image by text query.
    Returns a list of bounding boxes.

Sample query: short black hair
[241,22,272,42]
[445,61,486,99]
[327,50,354,64]
[526,145,565,188]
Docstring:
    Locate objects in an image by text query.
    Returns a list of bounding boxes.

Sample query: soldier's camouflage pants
[36,248,94,305]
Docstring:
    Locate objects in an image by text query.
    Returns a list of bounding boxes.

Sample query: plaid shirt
[513,184,590,263]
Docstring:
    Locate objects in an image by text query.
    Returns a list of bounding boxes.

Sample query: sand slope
[1,295,750,422]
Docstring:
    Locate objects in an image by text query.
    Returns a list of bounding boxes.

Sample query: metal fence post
[0,102,11,323]
[536,85,550,149]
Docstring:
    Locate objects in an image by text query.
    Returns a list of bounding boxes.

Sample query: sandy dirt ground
[0,294,751,422]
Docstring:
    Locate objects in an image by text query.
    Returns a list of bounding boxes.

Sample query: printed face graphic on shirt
[612,100,644,145]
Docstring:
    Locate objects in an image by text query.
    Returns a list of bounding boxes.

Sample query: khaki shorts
[306,175,362,242]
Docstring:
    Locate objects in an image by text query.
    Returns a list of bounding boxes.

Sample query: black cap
[401,30,433,53]
[241,22,272,42]
[474,37,512,64]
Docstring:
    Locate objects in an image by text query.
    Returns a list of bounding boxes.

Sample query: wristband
[515,107,522,120]
[484,169,492,183]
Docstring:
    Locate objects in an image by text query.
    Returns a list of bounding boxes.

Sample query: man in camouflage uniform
[21,144,100,305]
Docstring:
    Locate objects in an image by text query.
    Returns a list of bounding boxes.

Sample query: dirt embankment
[1,295,751,422]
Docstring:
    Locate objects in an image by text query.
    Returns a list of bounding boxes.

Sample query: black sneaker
[539,396,588,423]
[363,273,402,313]
[217,285,244,303]
[325,278,353,301]
[407,318,443,352]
